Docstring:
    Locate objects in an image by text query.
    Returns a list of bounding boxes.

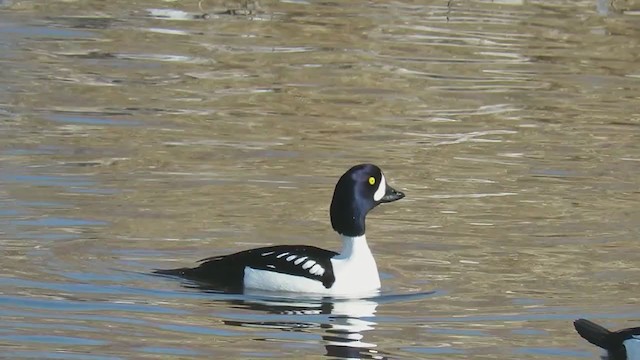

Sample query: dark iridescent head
[330,164,405,237]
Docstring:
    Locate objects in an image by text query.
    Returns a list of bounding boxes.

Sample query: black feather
[574,319,615,349]
[155,245,337,291]
[574,318,640,360]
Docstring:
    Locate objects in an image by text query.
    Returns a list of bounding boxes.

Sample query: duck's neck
[334,234,372,260]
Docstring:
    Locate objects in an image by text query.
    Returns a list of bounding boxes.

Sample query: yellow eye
[368,177,376,185]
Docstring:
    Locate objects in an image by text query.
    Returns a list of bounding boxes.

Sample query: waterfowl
[155,163,405,296]
[574,318,640,360]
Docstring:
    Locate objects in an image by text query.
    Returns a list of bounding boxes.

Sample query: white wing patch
[261,251,326,277]
[373,174,386,201]
[309,264,325,276]
[286,255,297,262]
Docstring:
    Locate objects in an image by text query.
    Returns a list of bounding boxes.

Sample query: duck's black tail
[574,318,614,350]
[153,267,195,277]
[153,265,242,293]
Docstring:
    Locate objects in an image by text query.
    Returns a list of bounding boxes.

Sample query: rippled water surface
[1,0,640,359]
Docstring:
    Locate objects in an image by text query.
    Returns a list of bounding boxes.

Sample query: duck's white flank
[624,336,640,360]
[242,234,381,296]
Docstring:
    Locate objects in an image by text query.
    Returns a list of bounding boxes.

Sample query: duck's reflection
[180,281,437,359]
[191,285,388,359]
[321,300,382,359]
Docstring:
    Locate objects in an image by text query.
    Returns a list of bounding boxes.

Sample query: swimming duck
[574,318,640,360]
[155,163,405,296]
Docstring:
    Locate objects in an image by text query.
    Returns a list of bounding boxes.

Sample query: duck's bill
[380,185,405,203]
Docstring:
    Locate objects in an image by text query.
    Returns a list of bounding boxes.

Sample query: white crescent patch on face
[373,173,386,202]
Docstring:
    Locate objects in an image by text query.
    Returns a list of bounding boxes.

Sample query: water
[1,0,639,358]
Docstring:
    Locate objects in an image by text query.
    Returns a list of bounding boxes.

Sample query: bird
[574,318,640,360]
[154,163,405,296]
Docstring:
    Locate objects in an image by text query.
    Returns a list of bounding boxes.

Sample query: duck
[154,163,405,296]
[574,318,640,360]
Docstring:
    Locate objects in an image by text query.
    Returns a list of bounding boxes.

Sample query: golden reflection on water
[1,0,640,359]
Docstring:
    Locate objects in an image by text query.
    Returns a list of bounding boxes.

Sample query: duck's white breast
[624,336,640,360]
[327,258,380,295]
[328,234,381,295]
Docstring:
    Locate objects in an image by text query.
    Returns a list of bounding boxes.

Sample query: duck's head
[330,164,405,237]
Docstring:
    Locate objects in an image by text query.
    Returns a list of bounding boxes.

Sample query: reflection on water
[1,0,640,359]
[223,295,386,359]
[185,285,438,360]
